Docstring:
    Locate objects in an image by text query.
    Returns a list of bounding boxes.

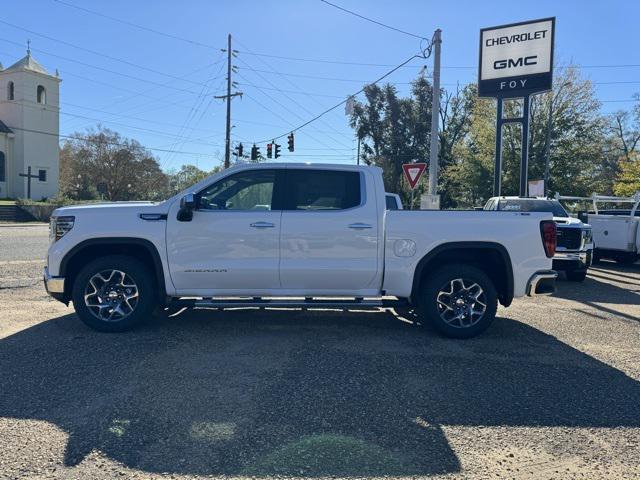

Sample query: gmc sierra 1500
[45,163,557,338]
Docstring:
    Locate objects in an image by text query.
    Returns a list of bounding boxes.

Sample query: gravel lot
[0,224,639,479]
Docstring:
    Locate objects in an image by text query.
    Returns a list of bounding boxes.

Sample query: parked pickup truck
[484,196,593,281]
[44,163,557,338]
[556,193,640,265]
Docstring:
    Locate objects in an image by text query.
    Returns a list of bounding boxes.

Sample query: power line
[242,93,355,153]
[239,66,396,83]
[61,101,224,133]
[59,62,225,132]
[0,37,220,95]
[0,19,224,88]
[235,55,352,148]
[13,98,225,143]
[52,0,218,50]
[239,82,344,98]
[241,88,351,152]
[254,46,433,144]
[10,125,219,157]
[215,50,640,72]
[319,0,428,40]
[162,57,228,167]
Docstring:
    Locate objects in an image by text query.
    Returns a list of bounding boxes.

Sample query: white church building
[0,48,60,200]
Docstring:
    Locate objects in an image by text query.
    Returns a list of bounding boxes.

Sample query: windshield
[497,199,569,217]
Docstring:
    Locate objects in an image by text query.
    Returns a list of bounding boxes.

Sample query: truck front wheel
[419,264,498,339]
[71,255,156,332]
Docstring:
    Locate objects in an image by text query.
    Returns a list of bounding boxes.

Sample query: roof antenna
[26,39,31,57]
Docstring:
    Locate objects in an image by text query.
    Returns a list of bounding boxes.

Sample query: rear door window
[285,169,361,211]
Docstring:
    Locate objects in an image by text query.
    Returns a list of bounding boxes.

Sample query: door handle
[250,221,275,228]
[348,223,373,229]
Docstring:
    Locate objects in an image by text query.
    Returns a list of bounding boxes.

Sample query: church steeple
[4,41,53,77]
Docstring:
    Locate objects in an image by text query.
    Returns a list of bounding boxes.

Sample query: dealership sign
[478,18,555,97]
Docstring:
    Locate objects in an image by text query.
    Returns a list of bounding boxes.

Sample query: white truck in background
[44,163,557,339]
[484,196,593,281]
[556,193,640,265]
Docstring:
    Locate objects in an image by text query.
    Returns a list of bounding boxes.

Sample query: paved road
[0,226,639,479]
[0,224,49,262]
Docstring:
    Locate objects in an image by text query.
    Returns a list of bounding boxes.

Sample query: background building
[0,48,60,200]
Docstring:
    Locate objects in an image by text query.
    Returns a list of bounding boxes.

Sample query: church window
[7,82,14,101]
[38,169,47,182]
[0,152,5,182]
[37,85,46,104]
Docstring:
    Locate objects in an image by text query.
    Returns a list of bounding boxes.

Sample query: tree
[610,98,640,162]
[350,76,433,207]
[59,126,168,201]
[443,68,611,205]
[166,164,219,195]
[614,153,640,196]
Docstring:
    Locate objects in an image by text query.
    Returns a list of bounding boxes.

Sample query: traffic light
[274,143,281,158]
[237,142,243,157]
[266,143,273,159]
[287,132,294,152]
[251,144,259,161]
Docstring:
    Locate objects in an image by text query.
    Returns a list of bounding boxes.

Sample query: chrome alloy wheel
[84,269,139,322]
[436,278,487,328]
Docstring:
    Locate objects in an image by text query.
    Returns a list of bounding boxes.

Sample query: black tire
[71,255,156,332]
[418,264,498,339]
[566,270,587,282]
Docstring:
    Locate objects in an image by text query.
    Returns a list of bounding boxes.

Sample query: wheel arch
[411,241,514,307]
[59,238,166,304]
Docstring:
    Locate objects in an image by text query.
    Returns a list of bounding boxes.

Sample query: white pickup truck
[44,163,557,338]
[557,193,639,265]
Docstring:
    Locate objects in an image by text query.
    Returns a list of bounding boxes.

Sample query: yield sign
[402,163,427,190]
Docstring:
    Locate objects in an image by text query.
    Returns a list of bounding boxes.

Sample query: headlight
[583,228,593,243]
[50,216,75,243]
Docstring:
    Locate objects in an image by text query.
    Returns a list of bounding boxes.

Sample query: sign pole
[493,97,503,196]
[479,17,555,198]
[519,94,531,196]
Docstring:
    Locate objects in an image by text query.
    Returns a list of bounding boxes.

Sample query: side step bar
[170,297,408,309]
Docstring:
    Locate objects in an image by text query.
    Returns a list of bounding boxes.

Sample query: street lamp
[544,80,572,196]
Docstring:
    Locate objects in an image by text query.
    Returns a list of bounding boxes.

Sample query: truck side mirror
[177,193,196,222]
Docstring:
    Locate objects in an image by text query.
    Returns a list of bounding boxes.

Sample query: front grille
[556,227,582,250]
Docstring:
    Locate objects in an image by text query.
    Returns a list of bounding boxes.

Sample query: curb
[0,222,48,228]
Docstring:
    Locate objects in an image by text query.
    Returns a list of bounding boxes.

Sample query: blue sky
[1,0,638,171]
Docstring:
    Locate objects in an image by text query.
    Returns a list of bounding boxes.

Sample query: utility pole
[427,29,442,208]
[215,34,242,169]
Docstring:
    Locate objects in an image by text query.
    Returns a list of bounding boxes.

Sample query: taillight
[540,220,556,258]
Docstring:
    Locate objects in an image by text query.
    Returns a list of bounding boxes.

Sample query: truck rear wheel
[419,264,498,339]
[71,255,156,332]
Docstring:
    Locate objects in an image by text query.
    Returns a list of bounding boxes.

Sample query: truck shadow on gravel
[1,309,639,477]
[554,265,640,323]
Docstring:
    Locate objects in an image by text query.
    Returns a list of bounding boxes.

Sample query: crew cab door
[166,168,284,293]
[279,168,380,293]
